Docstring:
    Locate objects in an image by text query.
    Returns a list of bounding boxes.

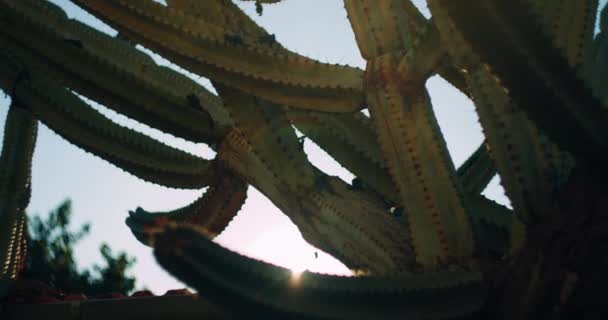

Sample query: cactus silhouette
[1,0,607,319]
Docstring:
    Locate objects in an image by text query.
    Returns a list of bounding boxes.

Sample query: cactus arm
[167,0,266,37]
[528,0,599,69]
[300,175,415,274]
[217,130,414,273]
[429,0,593,234]
[428,0,557,256]
[363,44,474,269]
[287,109,399,204]
[126,170,248,246]
[344,0,428,59]
[216,129,297,216]
[365,73,473,269]
[429,0,608,163]
[0,105,37,285]
[0,63,215,190]
[0,0,223,143]
[435,58,471,98]
[345,1,476,269]
[216,85,316,193]
[456,142,496,195]
[469,68,574,224]
[214,87,412,272]
[71,0,366,112]
[154,224,485,320]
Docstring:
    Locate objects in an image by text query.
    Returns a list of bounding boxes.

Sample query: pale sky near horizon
[1,0,605,294]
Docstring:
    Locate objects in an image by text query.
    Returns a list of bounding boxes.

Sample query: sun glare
[215,190,353,277]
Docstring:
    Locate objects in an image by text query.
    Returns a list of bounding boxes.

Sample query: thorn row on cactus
[363,51,474,270]
[0,104,37,282]
[287,108,400,204]
[528,0,599,69]
[167,0,269,39]
[0,0,223,143]
[216,84,316,194]
[72,0,367,112]
[430,0,608,166]
[153,223,485,320]
[126,169,248,246]
[456,142,496,195]
[0,60,217,190]
[302,176,415,273]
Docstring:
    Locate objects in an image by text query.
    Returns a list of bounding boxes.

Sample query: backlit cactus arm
[528,0,599,69]
[154,224,485,320]
[344,0,469,97]
[344,0,427,59]
[0,0,223,143]
[0,105,37,285]
[456,142,496,195]
[127,169,247,246]
[216,84,316,194]
[346,1,474,269]
[72,0,366,112]
[217,129,413,274]
[287,109,399,204]
[0,62,215,190]
[429,0,598,236]
[429,0,608,164]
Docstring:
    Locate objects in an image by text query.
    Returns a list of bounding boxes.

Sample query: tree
[24,199,137,296]
[0,0,607,319]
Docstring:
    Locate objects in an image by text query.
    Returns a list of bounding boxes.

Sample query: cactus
[1,0,607,318]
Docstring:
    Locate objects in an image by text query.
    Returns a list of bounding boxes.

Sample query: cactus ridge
[456,142,496,195]
[305,179,415,274]
[365,51,473,269]
[217,85,316,194]
[72,0,367,112]
[0,0,220,143]
[154,224,485,320]
[529,0,598,69]
[127,170,248,245]
[431,0,608,163]
[216,129,297,215]
[1,61,215,189]
[0,105,37,282]
[468,68,566,223]
[287,109,400,202]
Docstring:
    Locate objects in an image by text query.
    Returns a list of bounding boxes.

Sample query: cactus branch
[0,105,37,283]
[0,60,215,189]
[72,0,366,112]
[154,223,484,320]
[0,0,223,143]
[126,170,247,245]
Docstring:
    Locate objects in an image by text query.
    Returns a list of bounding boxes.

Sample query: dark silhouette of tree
[23,200,136,296]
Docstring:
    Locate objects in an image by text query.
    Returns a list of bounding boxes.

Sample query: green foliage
[23,199,136,296]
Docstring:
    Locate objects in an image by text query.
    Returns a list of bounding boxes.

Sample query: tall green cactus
[1,0,607,318]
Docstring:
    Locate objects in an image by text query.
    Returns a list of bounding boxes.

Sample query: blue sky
[1,0,605,293]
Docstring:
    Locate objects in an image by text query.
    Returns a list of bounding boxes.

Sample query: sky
[0,0,605,294]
